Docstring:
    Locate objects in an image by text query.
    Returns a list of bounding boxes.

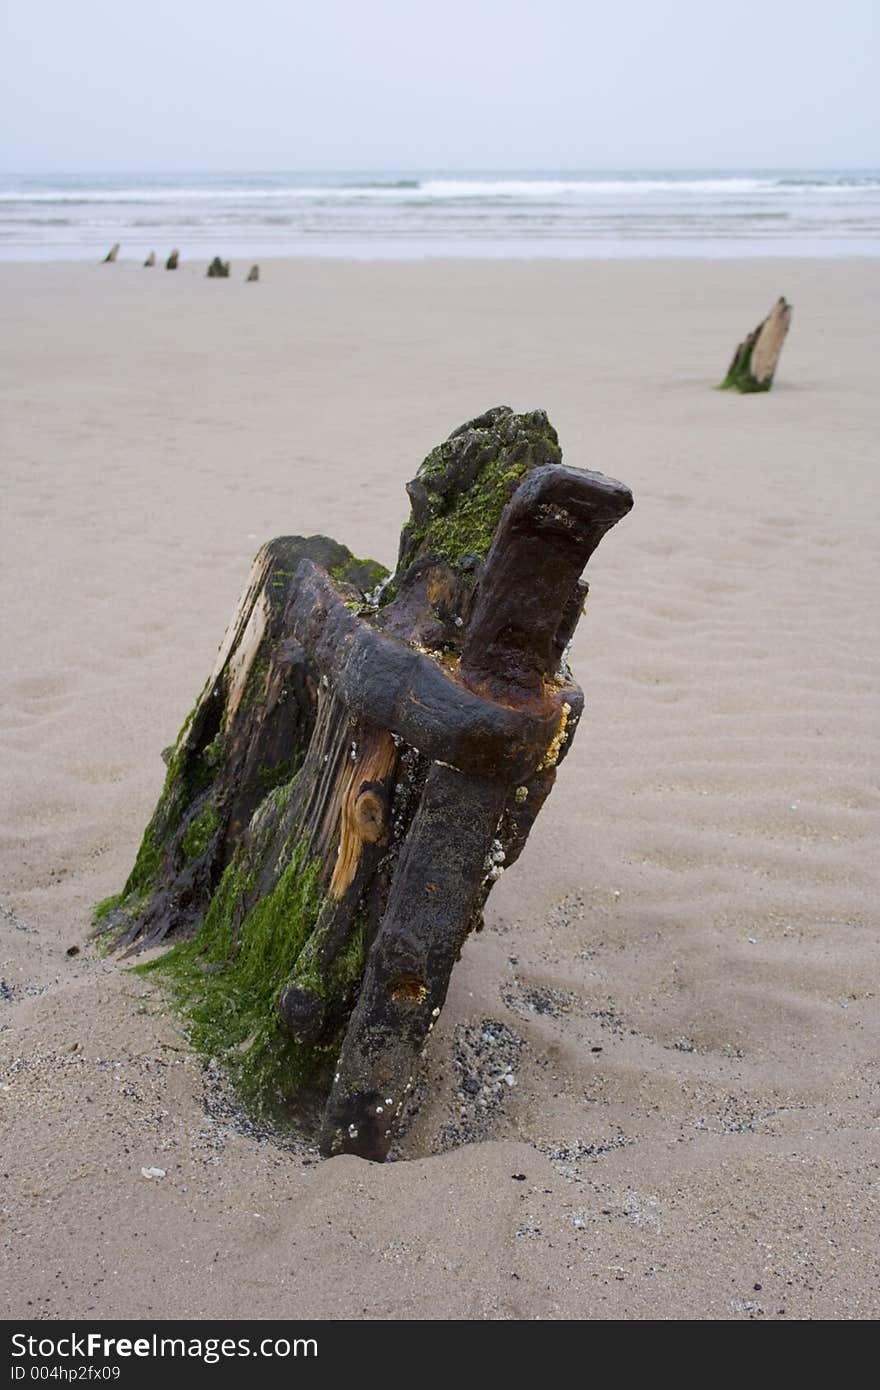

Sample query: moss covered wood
[719,296,792,393]
[97,406,633,1158]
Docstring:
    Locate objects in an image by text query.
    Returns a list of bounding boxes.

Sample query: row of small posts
[102,244,259,281]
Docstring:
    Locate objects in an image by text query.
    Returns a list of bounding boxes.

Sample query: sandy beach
[1,255,878,1320]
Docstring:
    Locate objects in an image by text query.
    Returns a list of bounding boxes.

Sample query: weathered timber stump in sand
[720,296,792,393]
[166,249,180,270]
[246,265,260,282]
[102,244,120,263]
[144,251,156,267]
[95,407,633,1160]
[207,256,230,278]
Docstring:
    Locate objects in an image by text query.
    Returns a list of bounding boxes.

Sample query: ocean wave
[129,217,203,227]
[5,216,73,226]
[3,174,878,207]
[341,179,420,190]
[2,169,878,260]
[775,175,880,188]
[419,177,771,197]
[0,179,764,205]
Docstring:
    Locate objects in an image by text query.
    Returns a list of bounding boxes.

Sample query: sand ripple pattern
[1,258,877,1319]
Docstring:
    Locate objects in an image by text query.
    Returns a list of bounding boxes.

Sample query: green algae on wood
[395,406,562,572]
[93,534,387,954]
[329,554,389,595]
[138,843,335,1118]
[181,802,220,860]
[719,296,792,393]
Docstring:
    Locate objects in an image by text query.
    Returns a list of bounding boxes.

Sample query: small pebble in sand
[140,1166,166,1180]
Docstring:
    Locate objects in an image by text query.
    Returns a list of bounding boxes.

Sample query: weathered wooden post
[95,407,633,1160]
[166,249,180,270]
[207,256,230,278]
[246,265,260,282]
[102,243,120,263]
[144,251,156,267]
[719,296,792,393]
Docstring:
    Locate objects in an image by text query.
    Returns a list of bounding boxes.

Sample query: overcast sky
[1,0,877,172]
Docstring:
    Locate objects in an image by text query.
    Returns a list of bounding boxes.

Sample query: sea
[1,170,878,261]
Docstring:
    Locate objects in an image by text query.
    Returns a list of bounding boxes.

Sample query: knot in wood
[353,783,389,845]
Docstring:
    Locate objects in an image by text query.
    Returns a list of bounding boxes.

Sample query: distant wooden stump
[95,407,633,1160]
[102,244,120,264]
[207,257,230,278]
[246,265,260,282]
[166,249,180,270]
[144,251,156,268]
[720,296,792,393]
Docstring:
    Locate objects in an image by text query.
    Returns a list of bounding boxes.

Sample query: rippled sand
[1,257,877,1319]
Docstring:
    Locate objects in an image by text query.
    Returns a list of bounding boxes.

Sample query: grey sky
[2,0,877,171]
